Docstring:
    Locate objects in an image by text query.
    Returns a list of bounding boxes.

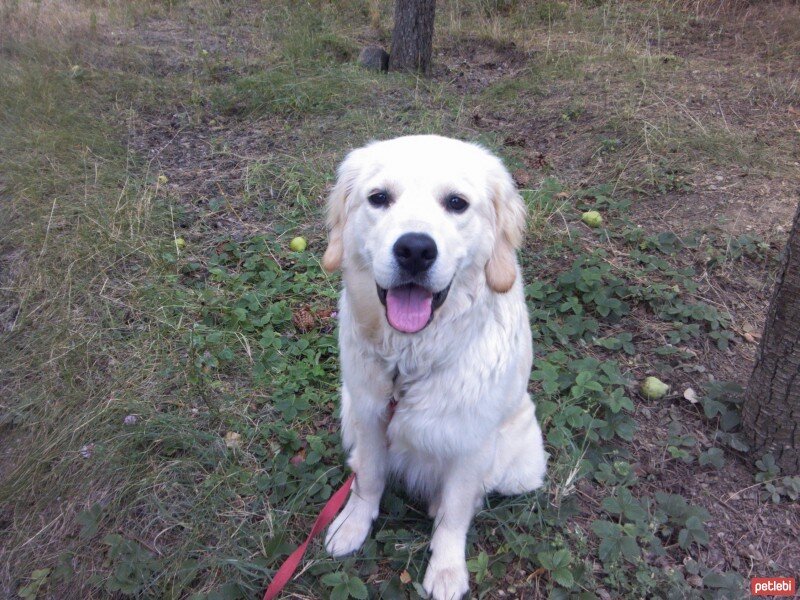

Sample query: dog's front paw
[423,557,469,600]
[325,506,372,557]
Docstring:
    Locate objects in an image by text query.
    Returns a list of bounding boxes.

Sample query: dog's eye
[445,195,469,213]
[368,191,390,207]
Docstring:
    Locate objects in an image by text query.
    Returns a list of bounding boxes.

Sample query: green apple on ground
[641,376,669,400]
[582,210,603,228]
[290,236,307,252]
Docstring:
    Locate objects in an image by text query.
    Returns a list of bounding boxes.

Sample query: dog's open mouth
[377,283,450,333]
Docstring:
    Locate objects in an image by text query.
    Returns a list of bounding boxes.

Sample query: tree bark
[741,200,800,474]
[389,0,435,74]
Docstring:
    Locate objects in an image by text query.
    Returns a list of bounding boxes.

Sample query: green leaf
[538,548,571,571]
[551,566,574,588]
[655,492,688,519]
[321,572,344,587]
[719,409,740,431]
[76,503,102,539]
[591,519,620,539]
[330,582,350,600]
[619,535,640,561]
[601,496,622,515]
[677,528,689,548]
[467,551,490,583]
[347,576,368,599]
[699,447,725,468]
[17,568,51,600]
[702,570,741,589]
[598,537,620,563]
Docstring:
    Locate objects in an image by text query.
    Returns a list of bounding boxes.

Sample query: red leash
[264,400,395,598]
[262,473,356,600]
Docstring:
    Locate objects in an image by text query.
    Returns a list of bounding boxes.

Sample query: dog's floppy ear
[322,150,363,273]
[485,165,527,293]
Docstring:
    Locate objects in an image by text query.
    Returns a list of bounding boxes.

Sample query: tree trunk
[389,0,435,74]
[741,200,800,474]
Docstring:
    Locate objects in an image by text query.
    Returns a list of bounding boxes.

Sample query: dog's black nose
[393,233,437,275]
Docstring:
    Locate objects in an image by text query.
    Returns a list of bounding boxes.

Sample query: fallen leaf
[290,449,306,465]
[224,431,241,448]
[292,306,315,332]
[683,388,699,404]
[315,307,334,320]
[743,332,760,344]
[532,152,548,168]
[687,575,703,587]
[399,570,412,585]
[512,169,531,186]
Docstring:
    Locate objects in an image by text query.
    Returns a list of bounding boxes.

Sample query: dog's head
[323,135,526,334]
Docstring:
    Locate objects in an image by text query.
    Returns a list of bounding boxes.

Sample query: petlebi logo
[750,577,796,596]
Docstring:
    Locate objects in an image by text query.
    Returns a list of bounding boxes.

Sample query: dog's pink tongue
[386,285,433,333]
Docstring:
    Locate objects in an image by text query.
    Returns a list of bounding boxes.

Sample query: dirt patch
[438,35,533,93]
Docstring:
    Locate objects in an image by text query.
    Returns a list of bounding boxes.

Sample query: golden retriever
[322,135,547,599]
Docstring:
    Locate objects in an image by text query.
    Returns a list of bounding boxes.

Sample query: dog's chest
[383,355,467,455]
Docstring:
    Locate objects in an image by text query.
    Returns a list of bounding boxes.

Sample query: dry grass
[0,0,108,47]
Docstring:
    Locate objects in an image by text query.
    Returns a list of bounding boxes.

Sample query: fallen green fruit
[582,210,603,228]
[290,236,307,252]
[175,237,186,249]
[641,376,669,400]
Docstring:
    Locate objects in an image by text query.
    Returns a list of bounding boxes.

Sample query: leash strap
[263,473,356,600]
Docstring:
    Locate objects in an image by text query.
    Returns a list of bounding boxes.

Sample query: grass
[2,0,799,598]
[1,57,149,600]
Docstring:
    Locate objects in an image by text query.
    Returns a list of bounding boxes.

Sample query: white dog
[321,135,547,600]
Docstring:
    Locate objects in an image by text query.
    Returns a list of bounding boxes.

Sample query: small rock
[123,414,138,425]
[358,46,389,72]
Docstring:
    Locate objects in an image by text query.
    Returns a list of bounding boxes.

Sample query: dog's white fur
[322,135,547,599]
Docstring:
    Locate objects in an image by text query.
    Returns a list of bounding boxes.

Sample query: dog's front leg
[325,387,388,556]
[423,454,489,600]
